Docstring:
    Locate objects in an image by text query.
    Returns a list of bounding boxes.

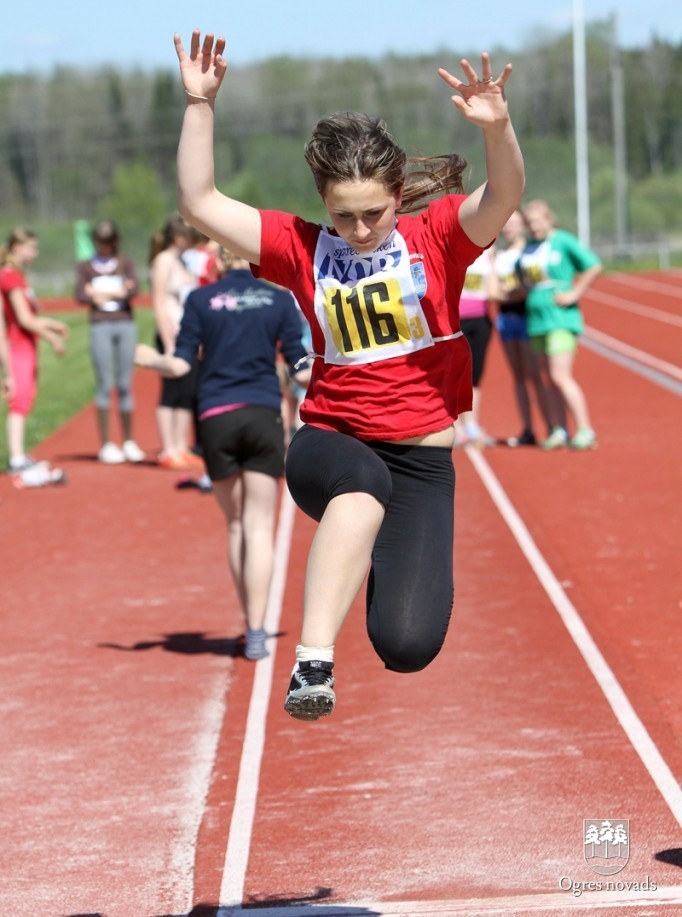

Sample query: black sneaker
[284,660,335,721]
[506,429,537,447]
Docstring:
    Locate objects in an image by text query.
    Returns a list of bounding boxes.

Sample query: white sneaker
[12,461,66,489]
[122,440,145,463]
[540,427,569,450]
[570,428,597,450]
[98,442,125,464]
[8,455,37,473]
[197,473,213,493]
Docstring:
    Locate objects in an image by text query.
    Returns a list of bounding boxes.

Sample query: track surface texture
[1,270,681,917]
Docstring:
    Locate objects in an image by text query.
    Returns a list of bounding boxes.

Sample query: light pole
[573,0,591,247]
[610,12,628,256]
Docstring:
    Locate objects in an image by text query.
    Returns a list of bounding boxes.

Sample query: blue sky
[5,0,679,74]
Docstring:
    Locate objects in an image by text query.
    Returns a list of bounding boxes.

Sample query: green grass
[1,308,155,470]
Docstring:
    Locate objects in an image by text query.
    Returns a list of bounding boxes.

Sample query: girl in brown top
[75,219,145,464]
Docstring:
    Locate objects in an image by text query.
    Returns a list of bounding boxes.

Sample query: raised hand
[173,30,228,100]
[438,52,513,126]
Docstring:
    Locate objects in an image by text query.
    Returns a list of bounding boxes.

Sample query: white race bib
[519,240,555,289]
[313,228,435,366]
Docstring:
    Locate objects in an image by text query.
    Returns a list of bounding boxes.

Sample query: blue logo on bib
[410,262,427,298]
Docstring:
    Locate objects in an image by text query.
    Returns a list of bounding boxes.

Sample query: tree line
[1,21,681,278]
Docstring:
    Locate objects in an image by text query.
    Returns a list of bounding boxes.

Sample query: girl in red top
[1,227,68,487]
[173,30,525,720]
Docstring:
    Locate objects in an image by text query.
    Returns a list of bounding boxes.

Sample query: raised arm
[174,30,262,265]
[439,53,525,248]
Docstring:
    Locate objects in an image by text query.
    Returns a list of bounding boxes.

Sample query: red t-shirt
[254,195,483,441]
[0,266,37,347]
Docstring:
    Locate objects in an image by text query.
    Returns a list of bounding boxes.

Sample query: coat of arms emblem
[584,819,630,875]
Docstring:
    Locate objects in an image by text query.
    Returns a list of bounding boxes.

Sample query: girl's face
[322,179,402,254]
[523,206,554,241]
[501,211,525,243]
[174,231,193,253]
[13,237,39,266]
[94,238,117,257]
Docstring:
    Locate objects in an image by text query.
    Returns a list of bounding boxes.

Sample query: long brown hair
[148,215,193,265]
[303,112,467,213]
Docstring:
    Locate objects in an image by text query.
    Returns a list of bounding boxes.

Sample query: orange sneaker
[157,452,186,471]
[157,451,205,471]
[181,451,205,470]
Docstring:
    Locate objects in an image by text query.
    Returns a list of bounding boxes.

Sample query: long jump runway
[0,271,680,916]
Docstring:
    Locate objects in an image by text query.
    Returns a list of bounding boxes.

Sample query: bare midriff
[395,426,455,448]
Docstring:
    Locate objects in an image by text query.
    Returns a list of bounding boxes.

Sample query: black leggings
[460,315,492,387]
[285,425,455,673]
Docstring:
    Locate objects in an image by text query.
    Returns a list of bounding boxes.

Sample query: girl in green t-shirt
[518,200,602,450]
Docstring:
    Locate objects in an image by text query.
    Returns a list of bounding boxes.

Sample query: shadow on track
[98,630,247,657]
[189,892,381,915]
[64,893,380,916]
[97,629,285,659]
[655,847,682,869]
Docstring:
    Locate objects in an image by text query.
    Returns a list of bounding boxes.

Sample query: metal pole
[610,13,628,256]
[573,0,591,247]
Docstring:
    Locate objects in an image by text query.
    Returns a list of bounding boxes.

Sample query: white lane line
[172,677,230,914]
[607,272,682,299]
[217,487,296,914]
[581,329,682,393]
[585,289,682,326]
[226,885,682,915]
[583,324,682,376]
[465,446,682,831]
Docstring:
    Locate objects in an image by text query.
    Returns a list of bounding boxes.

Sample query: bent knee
[371,635,446,673]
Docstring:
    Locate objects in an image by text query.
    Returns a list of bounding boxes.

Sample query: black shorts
[156,335,199,410]
[199,406,285,482]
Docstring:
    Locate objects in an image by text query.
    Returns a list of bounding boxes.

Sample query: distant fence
[30,238,682,299]
[34,271,150,301]
[592,239,682,271]
[40,292,152,312]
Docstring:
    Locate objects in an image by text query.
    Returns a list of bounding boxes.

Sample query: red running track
[0,271,681,916]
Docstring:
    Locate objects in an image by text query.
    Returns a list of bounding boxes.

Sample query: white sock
[296,644,334,664]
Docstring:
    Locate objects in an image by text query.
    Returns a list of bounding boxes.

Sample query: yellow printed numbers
[463,273,484,292]
[325,278,423,354]
[523,263,545,284]
[502,272,520,292]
